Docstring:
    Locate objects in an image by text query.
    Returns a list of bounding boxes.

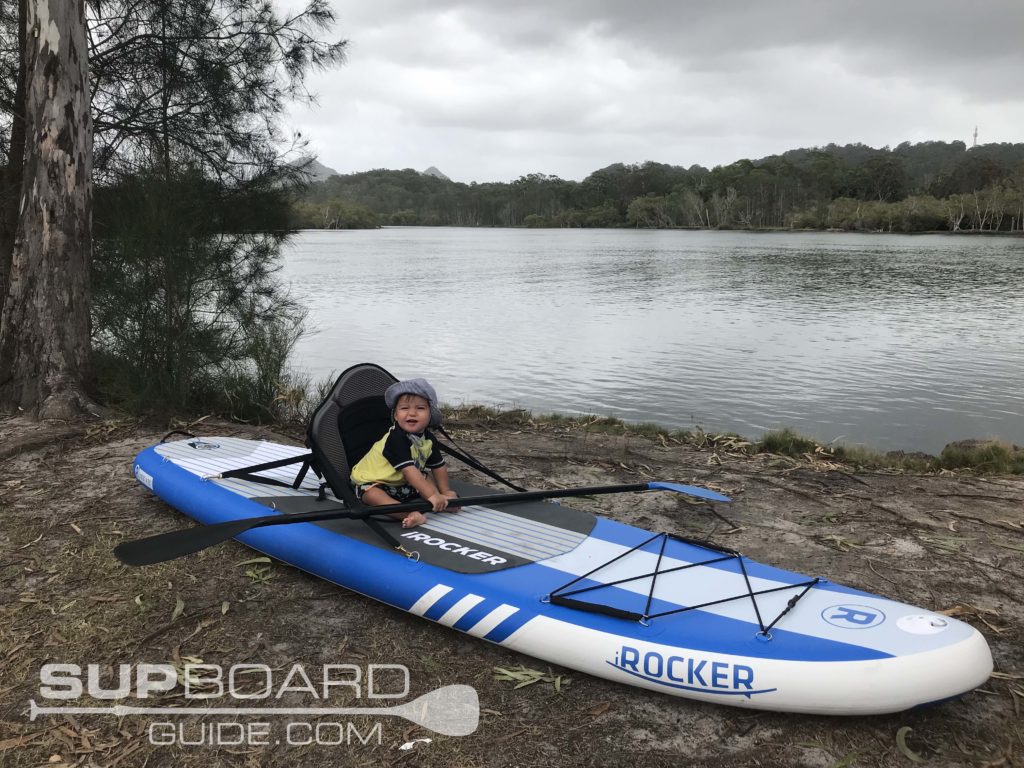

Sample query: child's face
[394,394,431,433]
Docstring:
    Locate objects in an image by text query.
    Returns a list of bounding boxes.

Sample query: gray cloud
[287,1,1024,182]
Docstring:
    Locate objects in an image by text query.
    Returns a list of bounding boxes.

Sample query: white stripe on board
[408,585,453,616]
[436,594,486,627]
[465,604,518,638]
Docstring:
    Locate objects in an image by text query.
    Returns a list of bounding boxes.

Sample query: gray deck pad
[156,438,595,574]
[254,480,596,574]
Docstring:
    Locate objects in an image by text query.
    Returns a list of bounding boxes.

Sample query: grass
[443,403,697,442]
[939,439,1024,474]
[443,406,1023,475]
[757,427,820,457]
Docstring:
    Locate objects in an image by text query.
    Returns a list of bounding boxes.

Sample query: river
[279,228,1024,454]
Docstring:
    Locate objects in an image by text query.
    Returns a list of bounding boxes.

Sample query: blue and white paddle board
[132,436,992,715]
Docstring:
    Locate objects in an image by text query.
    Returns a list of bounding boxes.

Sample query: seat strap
[215,453,315,489]
[361,514,405,550]
[434,426,526,492]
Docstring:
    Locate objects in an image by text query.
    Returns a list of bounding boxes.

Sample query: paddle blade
[647,481,731,503]
[114,518,256,566]
[404,684,480,736]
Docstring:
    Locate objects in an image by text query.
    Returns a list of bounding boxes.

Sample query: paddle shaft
[257,482,653,528]
[116,482,657,566]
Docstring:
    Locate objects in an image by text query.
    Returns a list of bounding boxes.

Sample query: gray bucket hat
[385,378,443,428]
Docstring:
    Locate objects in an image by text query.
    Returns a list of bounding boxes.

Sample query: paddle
[114,480,730,567]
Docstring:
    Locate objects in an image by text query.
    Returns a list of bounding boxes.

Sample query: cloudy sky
[284,0,1024,184]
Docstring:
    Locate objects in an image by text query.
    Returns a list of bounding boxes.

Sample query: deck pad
[155,438,595,574]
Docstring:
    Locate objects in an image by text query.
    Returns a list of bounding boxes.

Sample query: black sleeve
[424,430,446,468]
[381,429,415,470]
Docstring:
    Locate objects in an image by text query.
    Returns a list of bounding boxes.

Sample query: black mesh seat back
[307,363,399,506]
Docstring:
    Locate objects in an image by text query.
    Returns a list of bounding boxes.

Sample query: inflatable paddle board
[132,436,992,714]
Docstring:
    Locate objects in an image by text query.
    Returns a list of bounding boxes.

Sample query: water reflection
[282,228,1024,454]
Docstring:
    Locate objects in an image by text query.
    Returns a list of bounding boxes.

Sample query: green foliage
[894,195,948,231]
[441,408,1018,475]
[755,429,1023,474]
[71,0,347,420]
[290,142,1024,233]
[92,167,307,422]
[939,441,1024,475]
[757,428,821,457]
[86,0,347,184]
[290,199,380,229]
[389,209,419,226]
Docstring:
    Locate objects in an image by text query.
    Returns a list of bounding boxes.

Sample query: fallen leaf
[895,726,925,764]
[993,541,1024,553]
[234,557,271,567]
[398,738,432,751]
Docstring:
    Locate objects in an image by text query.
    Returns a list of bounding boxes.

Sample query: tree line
[293,141,1024,233]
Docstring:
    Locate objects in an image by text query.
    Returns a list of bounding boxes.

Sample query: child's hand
[402,511,428,528]
[427,493,448,512]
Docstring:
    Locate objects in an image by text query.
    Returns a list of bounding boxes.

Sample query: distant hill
[422,166,450,181]
[290,157,339,183]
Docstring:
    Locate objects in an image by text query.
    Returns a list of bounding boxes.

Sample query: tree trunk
[0,0,28,307]
[0,0,94,418]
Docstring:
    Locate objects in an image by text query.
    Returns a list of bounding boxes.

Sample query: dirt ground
[1,414,1022,768]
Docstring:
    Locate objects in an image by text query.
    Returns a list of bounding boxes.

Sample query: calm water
[280,228,1024,454]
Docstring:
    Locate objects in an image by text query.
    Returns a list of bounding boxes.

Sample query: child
[349,378,458,528]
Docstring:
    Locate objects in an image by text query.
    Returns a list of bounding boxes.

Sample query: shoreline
[439,404,1024,475]
[292,224,1024,236]
[7,402,1015,473]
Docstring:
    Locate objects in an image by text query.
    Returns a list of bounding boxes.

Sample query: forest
[291,141,1024,233]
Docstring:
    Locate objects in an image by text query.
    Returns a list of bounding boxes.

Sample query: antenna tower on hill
[973,126,978,147]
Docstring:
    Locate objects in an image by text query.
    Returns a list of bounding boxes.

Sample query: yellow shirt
[350,426,444,486]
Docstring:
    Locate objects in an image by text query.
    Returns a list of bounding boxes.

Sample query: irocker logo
[607,646,777,698]
[821,604,886,629]
[400,532,507,566]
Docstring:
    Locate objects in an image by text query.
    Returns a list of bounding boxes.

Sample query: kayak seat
[306,362,399,507]
[221,361,522,513]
